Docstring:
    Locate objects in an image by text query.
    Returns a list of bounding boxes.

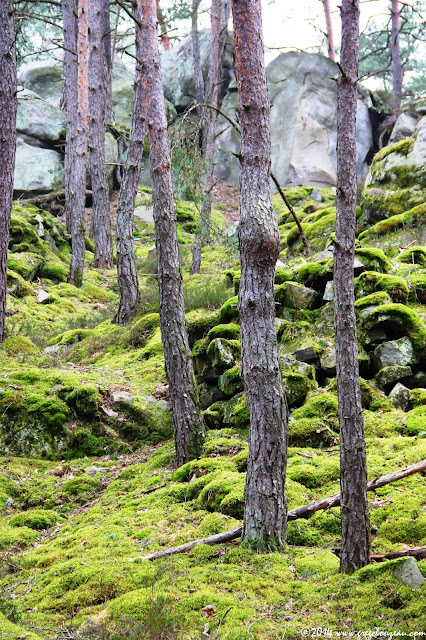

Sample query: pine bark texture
[156,0,170,51]
[139,0,205,465]
[64,0,89,287]
[190,0,222,274]
[322,0,336,61]
[0,0,17,343]
[334,0,370,574]
[191,0,205,147]
[232,0,288,550]
[391,0,403,114]
[89,0,113,268]
[115,0,144,325]
[102,0,113,122]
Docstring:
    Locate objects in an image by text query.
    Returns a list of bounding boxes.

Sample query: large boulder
[18,59,63,107]
[362,117,426,224]
[215,51,373,188]
[161,30,234,112]
[14,135,64,195]
[17,88,66,143]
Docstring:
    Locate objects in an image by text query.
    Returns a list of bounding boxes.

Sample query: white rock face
[215,52,373,189]
[17,88,66,142]
[14,136,64,194]
[389,112,418,143]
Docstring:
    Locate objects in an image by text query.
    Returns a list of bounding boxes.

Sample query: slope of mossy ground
[1,179,426,638]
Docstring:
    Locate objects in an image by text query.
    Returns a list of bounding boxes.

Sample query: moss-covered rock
[279,356,318,408]
[218,365,243,397]
[376,365,412,391]
[354,271,409,304]
[275,281,321,311]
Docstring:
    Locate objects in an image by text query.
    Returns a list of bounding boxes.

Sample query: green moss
[1,336,39,356]
[398,245,426,266]
[410,388,426,407]
[65,385,101,418]
[7,251,44,280]
[363,303,426,358]
[359,203,426,243]
[355,247,392,272]
[354,271,409,304]
[218,295,239,322]
[7,269,34,297]
[289,417,338,447]
[373,138,414,163]
[129,313,160,347]
[9,508,59,530]
[40,259,68,283]
[404,406,426,435]
[207,323,240,341]
[218,365,242,396]
[407,273,426,304]
[292,392,339,431]
[186,310,220,346]
[295,258,333,292]
[354,291,393,312]
[61,476,102,502]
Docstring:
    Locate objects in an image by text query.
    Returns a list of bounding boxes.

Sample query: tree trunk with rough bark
[191,0,205,150]
[89,0,113,268]
[190,0,222,274]
[139,0,205,465]
[63,0,89,287]
[102,0,113,122]
[391,0,403,114]
[232,0,288,550]
[322,0,336,61]
[115,0,144,325]
[334,0,370,575]
[0,0,17,344]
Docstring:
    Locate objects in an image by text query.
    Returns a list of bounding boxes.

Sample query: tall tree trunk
[156,0,170,51]
[232,0,288,550]
[335,0,370,575]
[322,0,336,61]
[89,0,113,268]
[139,0,206,465]
[63,0,89,287]
[0,0,17,344]
[190,0,222,275]
[115,0,144,325]
[391,0,403,114]
[102,0,113,122]
[191,0,205,150]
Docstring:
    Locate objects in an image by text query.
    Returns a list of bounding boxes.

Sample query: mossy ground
[1,177,426,638]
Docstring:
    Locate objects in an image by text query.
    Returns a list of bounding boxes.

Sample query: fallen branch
[133,458,426,561]
[370,547,426,562]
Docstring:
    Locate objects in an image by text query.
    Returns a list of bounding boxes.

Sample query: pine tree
[0,0,17,343]
[334,0,370,574]
[232,0,289,550]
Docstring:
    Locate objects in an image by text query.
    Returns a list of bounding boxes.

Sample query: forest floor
[0,182,425,639]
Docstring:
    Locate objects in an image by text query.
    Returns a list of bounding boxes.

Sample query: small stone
[112,391,134,406]
[84,465,108,476]
[276,259,285,268]
[310,188,323,202]
[394,557,425,589]
[389,382,411,411]
[323,281,333,301]
[35,288,50,303]
[147,244,156,261]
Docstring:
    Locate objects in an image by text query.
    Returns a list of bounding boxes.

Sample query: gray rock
[389,383,411,411]
[216,52,373,188]
[14,135,64,194]
[276,281,321,311]
[376,365,412,391]
[17,88,66,142]
[292,346,319,365]
[278,354,317,407]
[389,113,418,143]
[323,281,334,301]
[35,288,50,303]
[394,557,425,589]
[18,60,63,107]
[226,221,239,244]
[310,188,323,202]
[112,391,134,406]
[320,348,337,377]
[134,205,154,225]
[373,336,416,371]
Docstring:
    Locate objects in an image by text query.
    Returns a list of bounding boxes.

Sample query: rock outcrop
[215,52,374,188]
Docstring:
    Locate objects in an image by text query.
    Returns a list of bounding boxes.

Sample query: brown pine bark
[102,0,113,122]
[88,0,113,268]
[115,0,144,325]
[63,0,89,287]
[391,0,403,114]
[334,0,370,575]
[191,0,205,137]
[190,0,222,274]
[322,0,336,62]
[0,0,17,344]
[232,0,288,550]
[139,0,205,465]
